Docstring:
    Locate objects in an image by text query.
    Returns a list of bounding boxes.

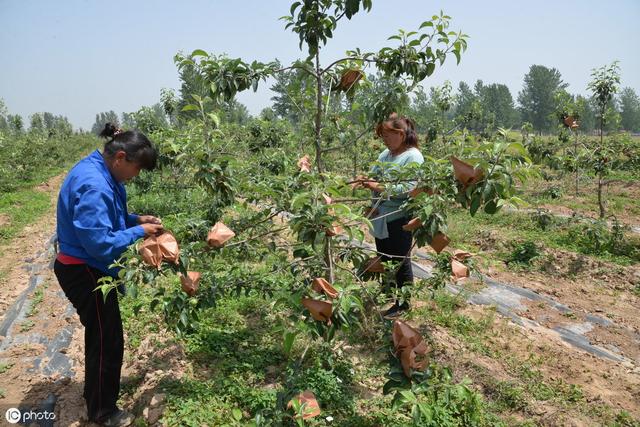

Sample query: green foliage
[563,216,637,260]
[283,0,373,57]
[505,241,540,267]
[386,364,488,426]
[518,65,568,133]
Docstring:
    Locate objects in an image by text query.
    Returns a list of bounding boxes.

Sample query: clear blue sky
[1,0,638,130]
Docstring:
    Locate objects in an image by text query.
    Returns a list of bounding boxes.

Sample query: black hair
[99,123,157,171]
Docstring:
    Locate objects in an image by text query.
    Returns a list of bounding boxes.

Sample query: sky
[1,0,639,130]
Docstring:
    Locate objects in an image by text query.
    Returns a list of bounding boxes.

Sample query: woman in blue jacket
[54,123,162,426]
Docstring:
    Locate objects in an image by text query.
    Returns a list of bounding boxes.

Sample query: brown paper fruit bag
[157,232,180,264]
[311,277,339,299]
[363,257,385,273]
[139,236,163,269]
[301,298,332,323]
[429,232,450,254]
[402,217,423,232]
[450,259,469,281]
[392,320,429,377]
[297,155,312,173]
[339,69,364,90]
[207,222,235,248]
[450,156,484,188]
[180,271,201,296]
[287,390,321,420]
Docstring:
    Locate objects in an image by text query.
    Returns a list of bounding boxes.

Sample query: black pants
[375,217,414,291]
[53,260,123,421]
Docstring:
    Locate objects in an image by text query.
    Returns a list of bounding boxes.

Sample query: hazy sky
[1,0,639,130]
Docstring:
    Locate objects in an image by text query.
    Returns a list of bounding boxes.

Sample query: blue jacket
[57,150,145,276]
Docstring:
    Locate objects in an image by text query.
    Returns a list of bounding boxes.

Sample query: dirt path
[411,249,640,422]
[0,174,63,322]
[0,174,90,426]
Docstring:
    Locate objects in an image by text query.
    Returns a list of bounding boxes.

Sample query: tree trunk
[324,235,335,283]
[574,130,579,196]
[314,52,323,174]
[598,111,606,218]
[598,175,605,219]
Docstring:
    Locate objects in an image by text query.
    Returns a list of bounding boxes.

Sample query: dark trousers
[375,217,414,291]
[53,260,123,421]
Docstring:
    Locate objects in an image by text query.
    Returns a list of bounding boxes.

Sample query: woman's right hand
[141,223,164,236]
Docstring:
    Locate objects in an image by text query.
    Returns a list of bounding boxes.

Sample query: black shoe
[94,409,134,427]
[383,301,410,318]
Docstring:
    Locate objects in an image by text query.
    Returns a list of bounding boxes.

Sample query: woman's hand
[363,179,383,193]
[138,215,162,225]
[141,223,164,237]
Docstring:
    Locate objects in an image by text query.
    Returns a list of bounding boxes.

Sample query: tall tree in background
[0,99,8,132]
[270,67,316,125]
[619,87,640,132]
[478,82,519,128]
[518,65,567,133]
[175,53,251,125]
[574,95,596,134]
[453,81,482,132]
[7,114,24,133]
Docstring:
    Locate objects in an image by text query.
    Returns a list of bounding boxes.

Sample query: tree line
[85,62,639,138]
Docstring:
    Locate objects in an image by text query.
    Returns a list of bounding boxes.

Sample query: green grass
[446,208,640,266]
[0,362,14,374]
[26,284,46,317]
[0,189,51,244]
[19,319,35,333]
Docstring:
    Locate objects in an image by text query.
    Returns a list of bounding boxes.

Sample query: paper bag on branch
[139,238,163,269]
[402,218,423,232]
[429,232,450,254]
[450,259,469,281]
[180,271,201,296]
[363,257,384,273]
[139,232,180,268]
[450,156,484,189]
[207,222,235,248]
[301,298,332,323]
[311,277,339,299]
[392,320,429,377]
[338,69,364,91]
[297,155,312,173]
[157,232,180,264]
[287,390,321,420]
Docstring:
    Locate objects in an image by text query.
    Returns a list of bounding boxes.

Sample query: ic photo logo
[4,408,20,424]
[5,407,56,424]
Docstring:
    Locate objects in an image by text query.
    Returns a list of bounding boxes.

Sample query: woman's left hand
[138,215,162,225]
[363,179,383,193]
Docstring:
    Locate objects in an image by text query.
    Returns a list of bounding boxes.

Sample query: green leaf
[419,21,434,28]
[425,62,435,76]
[181,104,198,112]
[191,49,208,57]
[232,408,242,421]
[290,1,301,16]
[470,193,481,216]
[283,331,296,355]
[484,199,498,214]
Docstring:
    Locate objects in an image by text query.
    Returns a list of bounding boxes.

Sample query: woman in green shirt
[358,114,424,317]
